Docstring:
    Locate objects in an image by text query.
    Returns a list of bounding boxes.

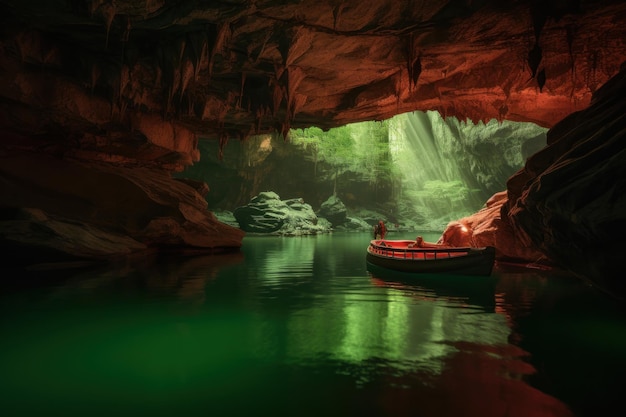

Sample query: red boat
[366,239,496,276]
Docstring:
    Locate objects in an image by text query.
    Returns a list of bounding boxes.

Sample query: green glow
[3,233,621,417]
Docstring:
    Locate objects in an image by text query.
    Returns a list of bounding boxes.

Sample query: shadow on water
[491,263,626,417]
[0,251,245,311]
[365,261,498,312]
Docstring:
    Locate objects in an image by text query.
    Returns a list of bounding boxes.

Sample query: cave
[1,0,626,299]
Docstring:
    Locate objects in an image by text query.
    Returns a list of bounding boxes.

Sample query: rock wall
[0,152,244,266]
[450,63,626,299]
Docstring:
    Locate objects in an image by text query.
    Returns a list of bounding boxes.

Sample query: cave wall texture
[1,0,625,298]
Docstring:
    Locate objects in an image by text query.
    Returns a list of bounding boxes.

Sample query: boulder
[233,192,331,235]
[317,195,348,226]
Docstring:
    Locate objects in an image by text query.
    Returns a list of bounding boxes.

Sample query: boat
[366,239,496,276]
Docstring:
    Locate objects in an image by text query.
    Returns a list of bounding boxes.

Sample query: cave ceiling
[1,0,626,166]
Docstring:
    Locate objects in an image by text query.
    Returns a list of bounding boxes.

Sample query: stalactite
[406,34,421,91]
[154,65,162,87]
[166,65,181,116]
[537,68,546,92]
[190,96,196,116]
[238,72,246,109]
[274,62,286,82]
[527,4,545,82]
[119,97,128,120]
[156,38,186,116]
[498,103,509,122]
[394,71,403,110]
[208,23,232,78]
[566,24,576,77]
[122,15,131,42]
[218,131,229,160]
[90,63,101,94]
[177,38,187,64]
[291,94,307,122]
[203,24,217,77]
[286,67,306,121]
[214,94,233,132]
[174,40,187,112]
[276,25,290,67]
[187,32,208,81]
[192,96,204,118]
[279,121,290,141]
[199,40,208,81]
[100,2,116,49]
[285,26,312,67]
[270,77,285,118]
[119,64,130,91]
[180,58,194,101]
[108,75,119,119]
[530,6,546,42]
[411,55,421,89]
[215,23,231,56]
[527,42,542,79]
[250,31,271,64]
[255,109,263,134]
[119,65,130,109]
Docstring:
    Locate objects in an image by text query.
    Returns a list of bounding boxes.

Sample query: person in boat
[373,220,387,239]
[408,236,424,248]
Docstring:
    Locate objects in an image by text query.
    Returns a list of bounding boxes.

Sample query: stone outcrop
[440,191,547,265]
[233,191,331,235]
[0,152,244,265]
[1,207,148,267]
[317,195,347,227]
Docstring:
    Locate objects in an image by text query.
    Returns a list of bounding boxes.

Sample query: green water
[1,232,625,417]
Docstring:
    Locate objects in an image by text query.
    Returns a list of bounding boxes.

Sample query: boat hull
[366,240,496,276]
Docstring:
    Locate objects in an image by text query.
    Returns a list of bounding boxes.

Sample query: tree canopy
[289,121,395,188]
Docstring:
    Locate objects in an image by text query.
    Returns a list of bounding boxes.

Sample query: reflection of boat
[366,239,496,276]
[367,262,497,309]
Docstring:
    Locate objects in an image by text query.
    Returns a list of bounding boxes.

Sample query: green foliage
[285,118,489,223]
[413,180,476,213]
[290,121,395,186]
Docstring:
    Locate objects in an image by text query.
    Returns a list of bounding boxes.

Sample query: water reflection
[1,234,624,417]
[367,263,497,310]
[261,238,315,281]
[1,251,245,311]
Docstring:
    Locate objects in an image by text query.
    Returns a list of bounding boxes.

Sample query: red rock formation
[449,63,626,298]
[441,191,548,265]
[0,152,244,265]
[1,0,625,155]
